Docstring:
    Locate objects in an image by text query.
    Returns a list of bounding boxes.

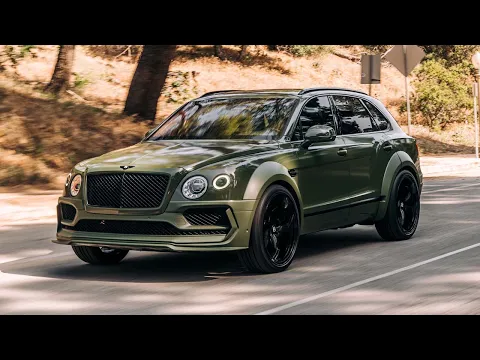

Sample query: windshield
[148,96,299,141]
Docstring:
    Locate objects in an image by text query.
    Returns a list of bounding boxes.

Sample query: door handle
[337,149,348,156]
[383,144,393,152]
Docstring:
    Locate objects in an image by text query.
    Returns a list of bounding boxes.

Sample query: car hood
[84,140,279,172]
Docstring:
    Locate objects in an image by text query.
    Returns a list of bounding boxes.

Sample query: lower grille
[183,207,230,226]
[61,203,77,221]
[62,220,228,236]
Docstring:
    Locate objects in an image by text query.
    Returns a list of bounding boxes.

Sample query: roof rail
[199,90,239,98]
[298,87,368,95]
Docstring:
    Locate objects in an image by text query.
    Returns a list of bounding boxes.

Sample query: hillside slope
[0,45,477,188]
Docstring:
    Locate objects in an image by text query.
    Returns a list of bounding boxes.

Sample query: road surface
[1,174,479,314]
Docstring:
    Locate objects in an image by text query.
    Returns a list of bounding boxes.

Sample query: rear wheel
[375,170,420,241]
[238,185,300,273]
[72,245,129,265]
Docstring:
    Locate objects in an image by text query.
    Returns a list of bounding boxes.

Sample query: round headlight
[70,174,82,197]
[213,174,231,190]
[182,176,208,199]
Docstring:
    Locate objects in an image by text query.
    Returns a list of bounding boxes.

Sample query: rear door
[361,99,397,194]
[330,95,396,204]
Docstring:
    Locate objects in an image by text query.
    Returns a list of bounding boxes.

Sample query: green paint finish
[55,89,422,252]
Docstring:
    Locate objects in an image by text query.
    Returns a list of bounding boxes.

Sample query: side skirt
[301,196,384,235]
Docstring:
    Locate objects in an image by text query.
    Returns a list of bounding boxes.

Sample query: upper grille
[86,173,169,209]
[184,207,230,226]
[62,220,228,236]
[61,203,77,221]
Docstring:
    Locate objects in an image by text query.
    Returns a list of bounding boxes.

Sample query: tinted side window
[331,95,378,134]
[292,96,334,140]
[363,100,391,130]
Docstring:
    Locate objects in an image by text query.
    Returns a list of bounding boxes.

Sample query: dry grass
[0,75,150,187]
[0,45,476,188]
[405,123,478,155]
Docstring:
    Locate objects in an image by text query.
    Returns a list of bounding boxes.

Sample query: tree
[124,45,177,120]
[238,45,249,60]
[214,45,225,60]
[45,45,75,94]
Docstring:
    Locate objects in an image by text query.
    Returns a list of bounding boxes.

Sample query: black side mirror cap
[301,125,336,149]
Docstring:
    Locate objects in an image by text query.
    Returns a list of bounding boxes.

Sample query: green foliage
[163,71,199,104]
[407,57,473,129]
[420,45,480,68]
[2,45,36,67]
[362,45,392,54]
[73,73,90,90]
[83,45,142,61]
[278,45,331,57]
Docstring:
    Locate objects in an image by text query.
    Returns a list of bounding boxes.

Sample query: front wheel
[375,170,420,241]
[72,245,129,265]
[238,185,300,273]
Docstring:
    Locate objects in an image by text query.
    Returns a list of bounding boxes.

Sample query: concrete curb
[422,161,480,177]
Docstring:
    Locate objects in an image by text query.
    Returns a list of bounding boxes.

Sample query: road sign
[361,54,381,84]
[383,45,425,135]
[384,45,425,77]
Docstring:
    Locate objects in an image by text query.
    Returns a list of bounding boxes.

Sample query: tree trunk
[45,45,75,94]
[238,45,249,60]
[0,45,5,72]
[124,45,177,120]
[214,45,225,60]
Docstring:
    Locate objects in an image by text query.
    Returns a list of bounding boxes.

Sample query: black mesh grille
[61,203,77,221]
[62,220,228,236]
[184,208,230,226]
[86,173,169,209]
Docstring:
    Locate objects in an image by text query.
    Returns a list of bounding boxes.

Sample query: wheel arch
[375,151,420,221]
[243,161,304,228]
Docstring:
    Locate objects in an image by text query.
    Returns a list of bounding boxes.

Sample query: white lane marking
[255,242,480,315]
[422,182,480,194]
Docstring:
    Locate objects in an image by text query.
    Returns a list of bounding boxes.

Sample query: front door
[290,95,350,233]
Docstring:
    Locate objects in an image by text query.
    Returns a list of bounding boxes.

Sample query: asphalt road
[1,174,480,314]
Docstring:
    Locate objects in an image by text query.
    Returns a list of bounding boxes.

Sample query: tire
[72,245,129,265]
[238,185,300,273]
[375,169,420,241]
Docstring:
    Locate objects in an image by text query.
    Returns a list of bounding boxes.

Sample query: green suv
[55,87,422,273]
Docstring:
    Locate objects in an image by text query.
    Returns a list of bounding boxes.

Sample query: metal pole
[476,76,480,159]
[403,45,412,135]
[369,83,372,96]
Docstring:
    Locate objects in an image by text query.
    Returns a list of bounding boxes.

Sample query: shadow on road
[1,226,381,284]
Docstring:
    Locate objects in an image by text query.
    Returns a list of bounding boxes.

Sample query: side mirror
[301,125,336,149]
[378,122,388,131]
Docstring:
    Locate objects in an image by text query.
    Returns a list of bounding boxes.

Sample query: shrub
[407,57,474,129]
[163,71,199,104]
[420,45,480,68]
[278,45,331,57]
[83,45,143,61]
[73,73,90,90]
[1,45,36,69]
[362,45,392,54]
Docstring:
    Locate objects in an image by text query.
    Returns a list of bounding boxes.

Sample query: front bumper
[54,197,256,252]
